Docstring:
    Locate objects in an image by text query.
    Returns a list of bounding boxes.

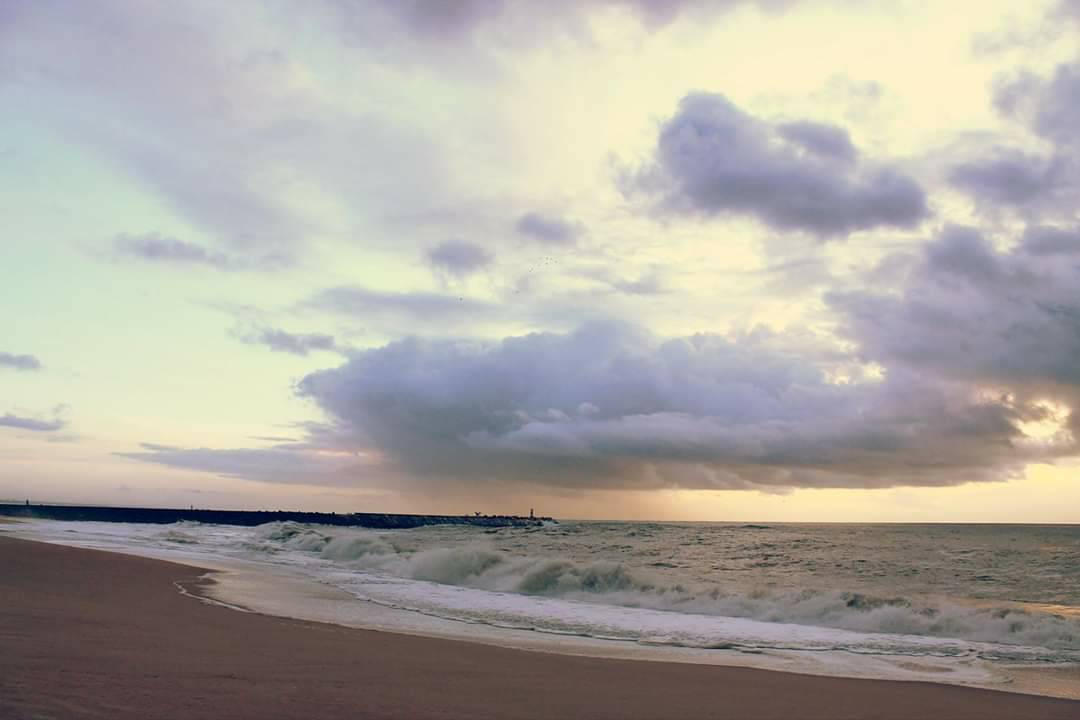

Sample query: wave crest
[250,522,1080,653]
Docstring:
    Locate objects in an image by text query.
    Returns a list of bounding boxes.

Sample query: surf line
[174,573,256,614]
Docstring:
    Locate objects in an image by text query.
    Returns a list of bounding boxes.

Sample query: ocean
[7,518,1079,695]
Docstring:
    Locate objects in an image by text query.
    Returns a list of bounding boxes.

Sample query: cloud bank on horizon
[2,0,1079,516]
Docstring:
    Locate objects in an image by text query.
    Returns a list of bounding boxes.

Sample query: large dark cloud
[295,321,1057,492]
[0,413,64,432]
[623,93,928,237]
[828,225,1080,405]
[0,352,42,371]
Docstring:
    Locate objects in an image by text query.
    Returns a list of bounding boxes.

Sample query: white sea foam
[324,570,1067,662]
[6,518,1080,670]
[219,518,1080,660]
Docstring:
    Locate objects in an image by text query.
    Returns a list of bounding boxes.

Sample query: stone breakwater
[0,503,553,529]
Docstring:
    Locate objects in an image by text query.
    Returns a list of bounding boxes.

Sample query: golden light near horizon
[1018,400,1074,447]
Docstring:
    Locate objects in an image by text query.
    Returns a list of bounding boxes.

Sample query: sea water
[6,519,1079,694]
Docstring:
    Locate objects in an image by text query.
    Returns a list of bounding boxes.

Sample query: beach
[2,536,1078,719]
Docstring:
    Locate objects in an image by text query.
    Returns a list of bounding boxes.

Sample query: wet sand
[1,535,1077,719]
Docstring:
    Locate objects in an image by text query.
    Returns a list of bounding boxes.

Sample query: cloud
[295,321,1059,493]
[309,285,498,326]
[113,233,289,271]
[0,352,42,371]
[1001,62,1080,148]
[115,233,231,268]
[1020,225,1080,255]
[576,267,668,295]
[3,3,449,255]
[2,4,317,251]
[828,225,1080,395]
[1056,0,1080,21]
[623,93,928,237]
[235,326,340,356]
[973,58,1080,216]
[776,120,857,163]
[117,442,359,485]
[757,255,834,294]
[947,149,1062,207]
[515,212,584,245]
[43,434,83,444]
[425,239,494,279]
[319,0,799,61]
[0,413,64,432]
[609,272,667,295]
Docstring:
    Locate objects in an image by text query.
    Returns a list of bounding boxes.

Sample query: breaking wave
[248,522,1080,654]
[160,529,199,544]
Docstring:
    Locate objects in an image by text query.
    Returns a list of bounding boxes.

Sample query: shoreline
[9,519,1078,699]
[195,550,1074,696]
[2,535,1078,719]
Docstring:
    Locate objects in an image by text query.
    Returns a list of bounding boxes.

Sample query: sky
[2,0,1080,522]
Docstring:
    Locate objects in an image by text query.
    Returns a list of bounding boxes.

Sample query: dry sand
[1,535,1078,720]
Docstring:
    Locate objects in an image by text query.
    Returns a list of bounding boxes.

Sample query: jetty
[0,503,553,529]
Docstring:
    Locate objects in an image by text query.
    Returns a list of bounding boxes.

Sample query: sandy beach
[0,536,1077,719]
